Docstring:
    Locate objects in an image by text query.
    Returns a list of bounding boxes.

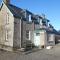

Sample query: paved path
[0,44,60,60]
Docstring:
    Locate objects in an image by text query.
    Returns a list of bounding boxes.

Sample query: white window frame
[5,30,9,41]
[6,13,9,24]
[29,15,32,22]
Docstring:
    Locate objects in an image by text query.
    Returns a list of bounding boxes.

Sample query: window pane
[26,30,30,40]
[26,30,29,39]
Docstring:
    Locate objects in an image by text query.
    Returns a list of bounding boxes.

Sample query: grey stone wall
[40,30,47,47]
[0,3,14,47]
[47,33,55,46]
[13,18,21,49]
[21,21,34,48]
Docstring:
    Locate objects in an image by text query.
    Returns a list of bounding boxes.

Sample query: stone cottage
[0,0,60,51]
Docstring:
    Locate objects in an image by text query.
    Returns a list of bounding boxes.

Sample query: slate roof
[0,3,3,10]
[7,4,38,20]
[46,28,60,35]
[7,4,25,18]
[0,3,45,23]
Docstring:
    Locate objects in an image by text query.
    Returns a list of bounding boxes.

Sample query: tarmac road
[0,44,60,60]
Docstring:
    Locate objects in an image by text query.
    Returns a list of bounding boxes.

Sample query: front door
[34,33,40,47]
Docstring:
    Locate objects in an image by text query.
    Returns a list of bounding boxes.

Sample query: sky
[0,0,60,30]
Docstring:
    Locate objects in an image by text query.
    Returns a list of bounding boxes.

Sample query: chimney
[3,0,10,5]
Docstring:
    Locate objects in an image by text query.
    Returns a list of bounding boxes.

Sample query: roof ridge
[8,4,23,10]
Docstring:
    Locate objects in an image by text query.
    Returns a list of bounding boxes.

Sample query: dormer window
[29,14,32,22]
[42,20,46,26]
[40,19,43,25]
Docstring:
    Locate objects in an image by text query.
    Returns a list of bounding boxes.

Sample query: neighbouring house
[33,14,60,48]
[0,0,60,51]
[33,15,55,48]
